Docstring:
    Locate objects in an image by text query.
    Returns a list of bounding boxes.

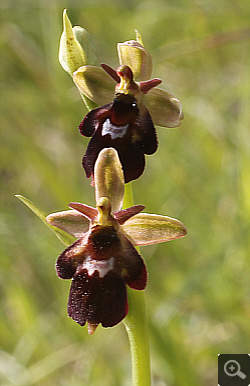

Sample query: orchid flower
[46,148,187,335]
[59,10,184,182]
[79,65,159,182]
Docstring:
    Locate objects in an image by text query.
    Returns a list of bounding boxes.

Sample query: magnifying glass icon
[224,360,246,379]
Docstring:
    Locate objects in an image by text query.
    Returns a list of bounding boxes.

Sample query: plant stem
[124,289,151,386]
[123,183,151,386]
[82,83,152,384]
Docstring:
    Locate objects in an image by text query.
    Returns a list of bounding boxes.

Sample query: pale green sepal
[59,9,87,76]
[117,40,153,82]
[80,93,98,112]
[15,195,75,246]
[122,213,187,246]
[135,29,143,46]
[73,65,115,105]
[94,148,124,213]
[46,210,90,238]
[144,87,184,128]
[73,26,96,66]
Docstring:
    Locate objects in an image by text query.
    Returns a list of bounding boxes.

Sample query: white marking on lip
[83,256,115,278]
[102,119,128,139]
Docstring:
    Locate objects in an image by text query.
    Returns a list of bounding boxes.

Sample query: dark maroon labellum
[68,269,128,328]
[55,224,147,332]
[79,93,158,183]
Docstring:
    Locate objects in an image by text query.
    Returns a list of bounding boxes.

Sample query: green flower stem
[82,99,151,384]
[123,183,151,386]
[124,289,151,386]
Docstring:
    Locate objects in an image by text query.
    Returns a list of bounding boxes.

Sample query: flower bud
[117,34,153,82]
[73,26,96,66]
[59,9,96,76]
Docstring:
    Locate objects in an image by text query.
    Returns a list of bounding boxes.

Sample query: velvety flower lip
[79,64,159,183]
[46,148,187,334]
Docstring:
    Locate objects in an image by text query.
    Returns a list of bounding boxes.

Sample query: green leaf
[15,195,75,246]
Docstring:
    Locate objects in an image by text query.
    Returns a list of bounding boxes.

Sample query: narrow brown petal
[139,78,162,94]
[101,63,120,83]
[114,205,145,225]
[69,202,97,220]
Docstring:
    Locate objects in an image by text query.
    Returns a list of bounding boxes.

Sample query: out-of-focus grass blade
[15,195,75,246]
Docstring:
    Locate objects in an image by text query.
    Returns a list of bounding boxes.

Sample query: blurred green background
[0,0,249,385]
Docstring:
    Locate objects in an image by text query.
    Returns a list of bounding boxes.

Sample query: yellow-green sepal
[122,213,187,246]
[117,32,153,82]
[94,148,125,213]
[73,65,115,105]
[144,87,184,128]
